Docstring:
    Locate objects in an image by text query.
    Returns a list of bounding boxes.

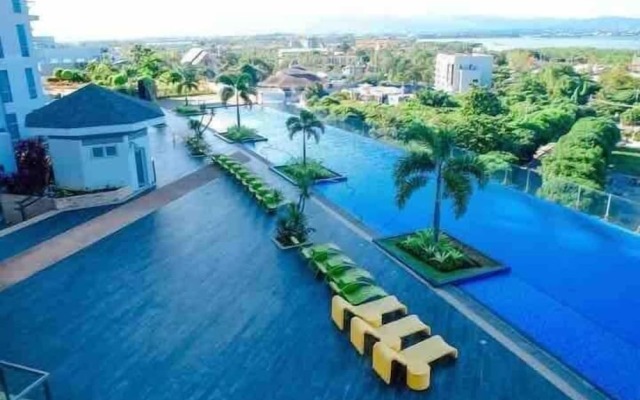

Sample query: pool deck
[0,147,608,400]
[0,119,610,400]
[0,167,218,290]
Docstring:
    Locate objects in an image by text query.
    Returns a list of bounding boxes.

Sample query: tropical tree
[394,122,487,242]
[240,63,268,86]
[304,83,327,104]
[176,68,200,105]
[461,86,503,116]
[285,110,325,167]
[217,72,257,127]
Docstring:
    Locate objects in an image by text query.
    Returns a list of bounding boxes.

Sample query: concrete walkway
[0,166,219,290]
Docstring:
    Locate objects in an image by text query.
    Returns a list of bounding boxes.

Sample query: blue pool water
[211,106,640,400]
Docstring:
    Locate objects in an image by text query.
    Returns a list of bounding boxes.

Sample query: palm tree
[217,72,257,127]
[176,68,199,105]
[289,166,315,213]
[394,122,487,242]
[304,83,327,103]
[285,110,325,167]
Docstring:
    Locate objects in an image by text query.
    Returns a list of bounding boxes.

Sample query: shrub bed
[175,105,204,116]
[375,230,507,286]
[272,159,346,185]
[185,135,210,156]
[216,126,268,144]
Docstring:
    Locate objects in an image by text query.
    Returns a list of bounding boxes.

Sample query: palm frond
[220,86,235,104]
[442,155,488,218]
[393,150,437,184]
[442,168,473,218]
[398,121,436,146]
[395,175,428,208]
[239,91,254,108]
[216,74,236,86]
[446,156,489,188]
[236,73,254,89]
[286,117,302,137]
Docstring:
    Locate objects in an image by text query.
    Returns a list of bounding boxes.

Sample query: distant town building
[345,84,411,105]
[26,84,165,192]
[355,38,401,50]
[34,37,107,76]
[180,47,218,70]
[434,53,494,94]
[258,65,323,105]
[0,0,47,173]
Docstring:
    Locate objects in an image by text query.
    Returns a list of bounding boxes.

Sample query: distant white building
[181,48,217,70]
[0,0,47,173]
[34,38,106,76]
[434,53,493,94]
[345,84,410,104]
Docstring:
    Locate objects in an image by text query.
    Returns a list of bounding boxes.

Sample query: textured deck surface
[0,167,218,289]
[0,172,580,400]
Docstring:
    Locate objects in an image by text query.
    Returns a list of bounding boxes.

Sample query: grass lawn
[611,147,640,176]
[375,233,508,286]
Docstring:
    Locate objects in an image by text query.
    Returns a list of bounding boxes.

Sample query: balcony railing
[0,360,52,400]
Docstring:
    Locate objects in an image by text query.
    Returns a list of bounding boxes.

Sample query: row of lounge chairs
[212,155,282,213]
[300,242,458,391]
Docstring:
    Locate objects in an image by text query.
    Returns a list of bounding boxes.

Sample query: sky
[31,0,640,41]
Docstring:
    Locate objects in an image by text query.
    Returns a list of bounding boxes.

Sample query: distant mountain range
[303,16,640,36]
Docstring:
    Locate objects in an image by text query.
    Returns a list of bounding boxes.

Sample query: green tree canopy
[461,86,503,116]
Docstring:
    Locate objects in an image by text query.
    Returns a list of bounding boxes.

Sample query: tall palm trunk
[302,131,307,166]
[433,162,443,242]
[235,92,241,127]
[297,194,306,214]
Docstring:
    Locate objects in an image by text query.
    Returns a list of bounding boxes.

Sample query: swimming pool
[211,106,640,400]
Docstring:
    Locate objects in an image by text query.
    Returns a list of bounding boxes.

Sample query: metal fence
[488,164,640,234]
[0,361,52,400]
[268,104,640,235]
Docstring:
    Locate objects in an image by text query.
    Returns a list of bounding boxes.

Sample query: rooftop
[26,84,165,130]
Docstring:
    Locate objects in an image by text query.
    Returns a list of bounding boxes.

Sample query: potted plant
[272,203,314,250]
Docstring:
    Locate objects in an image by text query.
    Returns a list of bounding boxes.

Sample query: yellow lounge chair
[331,295,407,331]
[372,336,458,391]
[350,315,431,355]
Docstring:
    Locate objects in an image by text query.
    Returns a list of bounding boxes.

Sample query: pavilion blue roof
[26,84,164,129]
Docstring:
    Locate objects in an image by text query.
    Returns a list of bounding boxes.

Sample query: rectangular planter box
[271,165,347,185]
[271,236,310,251]
[53,186,133,210]
[374,232,509,287]
[213,131,269,144]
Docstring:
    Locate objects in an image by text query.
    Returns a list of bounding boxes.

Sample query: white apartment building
[0,0,46,172]
[434,53,494,94]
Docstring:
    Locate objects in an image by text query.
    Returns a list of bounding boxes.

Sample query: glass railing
[265,104,640,235]
[0,361,52,400]
[490,164,640,234]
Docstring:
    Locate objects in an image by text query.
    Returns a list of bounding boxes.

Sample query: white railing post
[525,168,531,193]
[576,186,582,209]
[503,168,509,185]
[605,194,612,221]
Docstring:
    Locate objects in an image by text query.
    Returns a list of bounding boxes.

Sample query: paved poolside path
[0,166,219,290]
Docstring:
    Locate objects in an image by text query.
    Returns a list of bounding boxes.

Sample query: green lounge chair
[327,267,375,289]
[315,254,359,276]
[301,243,342,262]
[330,281,388,306]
